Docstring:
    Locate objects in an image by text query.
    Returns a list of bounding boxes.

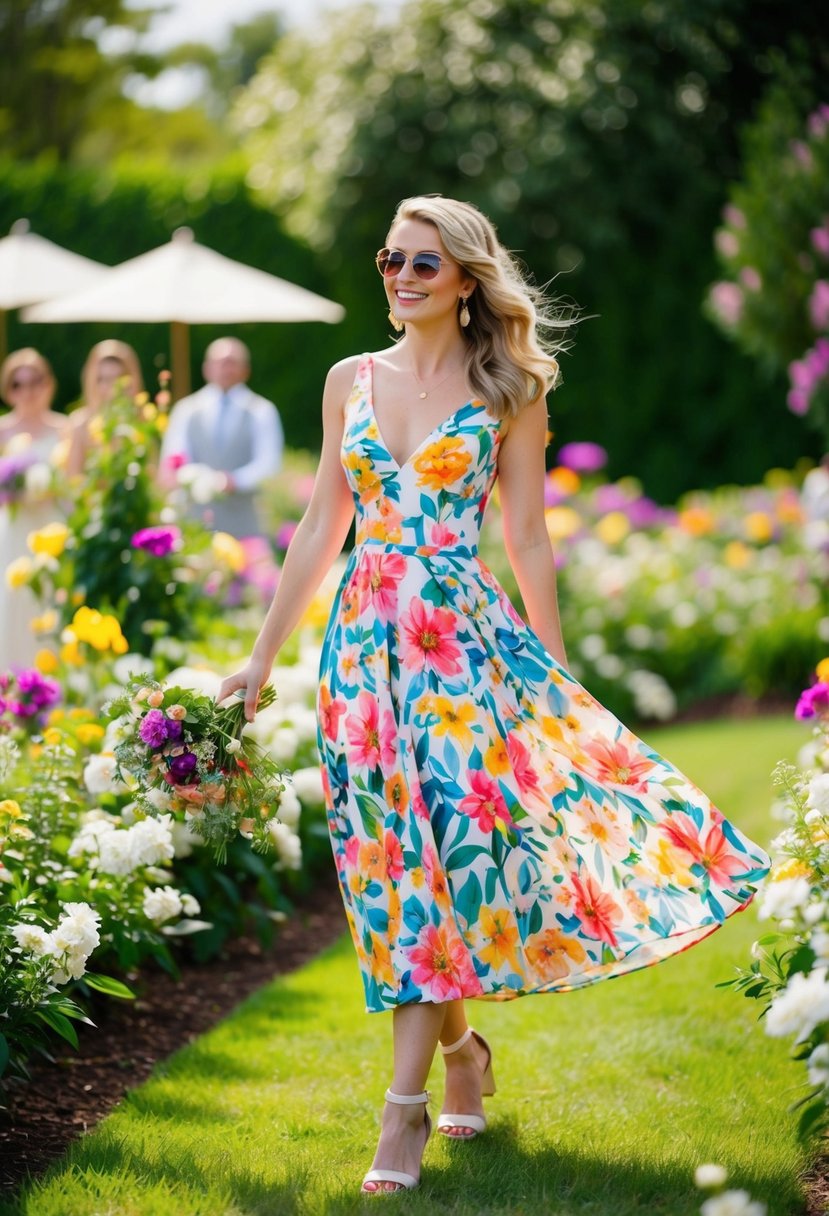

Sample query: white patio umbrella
[0,219,108,362]
[24,228,346,399]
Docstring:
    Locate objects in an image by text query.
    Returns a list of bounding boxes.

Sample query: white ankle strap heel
[361,1089,432,1194]
[438,1027,496,1139]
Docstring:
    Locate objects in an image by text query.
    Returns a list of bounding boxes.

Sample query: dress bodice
[341,355,502,554]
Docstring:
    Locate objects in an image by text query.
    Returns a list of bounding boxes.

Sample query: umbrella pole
[170,321,191,401]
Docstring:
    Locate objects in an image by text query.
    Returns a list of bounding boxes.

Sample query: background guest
[67,339,144,477]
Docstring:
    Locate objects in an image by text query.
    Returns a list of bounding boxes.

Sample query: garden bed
[0,874,345,1197]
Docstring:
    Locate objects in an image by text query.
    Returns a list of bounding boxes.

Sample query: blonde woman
[0,349,67,670]
[219,196,769,1193]
[67,339,143,477]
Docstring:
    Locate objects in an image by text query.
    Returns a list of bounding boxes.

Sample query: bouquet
[0,448,55,517]
[106,677,286,861]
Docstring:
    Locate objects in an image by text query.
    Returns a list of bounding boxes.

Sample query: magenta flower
[812,226,829,259]
[131,526,181,557]
[809,281,829,332]
[795,683,829,720]
[7,668,61,719]
[139,709,169,748]
[274,521,298,549]
[557,441,608,473]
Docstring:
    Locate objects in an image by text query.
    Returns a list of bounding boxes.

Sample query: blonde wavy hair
[81,339,144,409]
[388,196,574,419]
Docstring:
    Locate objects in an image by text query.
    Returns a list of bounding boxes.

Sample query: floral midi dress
[316,354,770,1014]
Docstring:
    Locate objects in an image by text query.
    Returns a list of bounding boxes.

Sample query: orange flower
[484,736,510,776]
[384,771,409,815]
[479,907,521,972]
[413,435,471,491]
[359,837,385,880]
[526,928,586,981]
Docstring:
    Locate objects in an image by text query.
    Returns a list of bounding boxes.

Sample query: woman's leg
[438,1000,492,1138]
[363,1002,444,1192]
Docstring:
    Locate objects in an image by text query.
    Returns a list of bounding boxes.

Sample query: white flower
[290,705,320,744]
[270,726,300,763]
[23,461,51,496]
[52,903,100,956]
[700,1188,766,1216]
[269,821,302,871]
[757,877,812,922]
[807,774,829,816]
[277,784,301,829]
[177,462,226,503]
[812,930,829,964]
[11,923,55,956]
[52,947,90,985]
[765,968,829,1041]
[143,885,183,924]
[165,665,222,697]
[83,752,126,795]
[625,669,677,721]
[170,819,201,858]
[291,765,324,806]
[145,786,174,812]
[226,737,242,755]
[695,1163,728,1189]
[181,893,201,916]
[113,653,155,685]
[807,1043,829,1088]
[804,902,826,926]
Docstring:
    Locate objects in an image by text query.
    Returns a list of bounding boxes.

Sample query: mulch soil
[0,874,347,1198]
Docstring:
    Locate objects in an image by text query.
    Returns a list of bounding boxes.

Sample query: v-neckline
[366,353,484,472]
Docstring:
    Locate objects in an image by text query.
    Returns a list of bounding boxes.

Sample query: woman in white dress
[67,339,143,477]
[0,349,68,672]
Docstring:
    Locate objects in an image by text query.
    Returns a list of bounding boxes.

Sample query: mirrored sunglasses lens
[382,252,407,276]
[412,254,441,280]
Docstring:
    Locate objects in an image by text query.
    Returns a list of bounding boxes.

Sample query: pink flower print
[582,737,655,793]
[319,684,347,742]
[357,551,407,617]
[458,769,514,833]
[661,813,746,885]
[570,873,622,949]
[406,922,482,1001]
[506,732,546,808]
[384,829,405,882]
[344,835,361,869]
[429,522,460,547]
[399,599,462,676]
[345,691,397,770]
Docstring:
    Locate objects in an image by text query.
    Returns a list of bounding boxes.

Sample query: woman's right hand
[217,662,270,723]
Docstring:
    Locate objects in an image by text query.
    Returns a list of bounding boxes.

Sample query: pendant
[419,391,427,399]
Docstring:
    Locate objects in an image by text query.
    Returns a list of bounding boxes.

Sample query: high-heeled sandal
[437,1027,496,1139]
[361,1088,432,1194]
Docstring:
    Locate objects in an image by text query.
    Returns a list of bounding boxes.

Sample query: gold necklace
[411,364,464,400]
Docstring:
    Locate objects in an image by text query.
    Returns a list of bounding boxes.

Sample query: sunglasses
[9,375,45,391]
[375,248,449,281]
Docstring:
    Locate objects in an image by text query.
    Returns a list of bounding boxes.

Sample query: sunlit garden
[2,1,829,1214]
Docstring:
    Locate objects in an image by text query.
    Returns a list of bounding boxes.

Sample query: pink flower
[384,830,404,882]
[739,266,762,292]
[795,682,829,720]
[557,441,607,473]
[131,526,180,557]
[809,280,829,332]
[319,684,347,742]
[399,599,462,676]
[458,769,514,832]
[506,733,545,805]
[406,922,482,1001]
[811,226,829,258]
[715,229,740,258]
[570,873,622,948]
[356,551,407,617]
[723,204,746,229]
[709,281,743,328]
[430,522,460,547]
[582,738,654,793]
[345,691,397,770]
[661,812,746,884]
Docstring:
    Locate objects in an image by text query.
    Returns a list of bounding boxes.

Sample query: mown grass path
[4,716,810,1216]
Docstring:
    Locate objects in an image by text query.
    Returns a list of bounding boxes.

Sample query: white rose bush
[723,658,829,1144]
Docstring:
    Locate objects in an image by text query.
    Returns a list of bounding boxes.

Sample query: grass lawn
[3,715,812,1216]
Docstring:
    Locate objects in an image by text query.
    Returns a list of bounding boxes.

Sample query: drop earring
[459,297,471,328]
[388,309,404,333]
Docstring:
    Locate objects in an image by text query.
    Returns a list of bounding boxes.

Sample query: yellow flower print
[431,697,476,749]
[370,931,396,987]
[645,837,694,888]
[525,927,586,981]
[345,452,382,503]
[387,888,402,943]
[413,435,472,492]
[484,736,510,776]
[479,907,521,972]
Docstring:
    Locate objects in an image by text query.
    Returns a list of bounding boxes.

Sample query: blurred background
[2,0,828,500]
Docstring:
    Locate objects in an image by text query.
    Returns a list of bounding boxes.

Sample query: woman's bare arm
[496,396,568,669]
[217,358,358,718]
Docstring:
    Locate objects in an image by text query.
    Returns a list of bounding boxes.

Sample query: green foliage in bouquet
[106,678,286,863]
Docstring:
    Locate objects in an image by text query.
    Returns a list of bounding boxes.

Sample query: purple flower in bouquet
[139,708,169,748]
[795,683,829,720]
[131,526,181,557]
[168,751,198,784]
[165,717,183,742]
[9,668,61,719]
[557,442,608,474]
[0,453,36,507]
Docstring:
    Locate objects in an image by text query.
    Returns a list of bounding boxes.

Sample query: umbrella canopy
[0,219,108,362]
[24,228,346,398]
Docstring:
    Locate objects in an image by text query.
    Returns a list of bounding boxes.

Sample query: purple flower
[557,442,608,473]
[795,683,829,720]
[811,226,829,259]
[165,717,183,742]
[809,280,829,332]
[131,526,181,557]
[139,708,169,748]
[168,751,198,784]
[594,484,629,514]
[10,668,61,718]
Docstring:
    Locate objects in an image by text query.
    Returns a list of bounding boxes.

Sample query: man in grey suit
[160,337,284,538]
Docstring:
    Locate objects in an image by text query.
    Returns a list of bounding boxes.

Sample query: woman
[0,349,67,671]
[218,196,770,1193]
[67,339,143,477]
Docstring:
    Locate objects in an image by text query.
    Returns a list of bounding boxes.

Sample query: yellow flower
[677,506,715,537]
[156,414,169,434]
[545,506,582,541]
[816,658,829,684]
[413,436,471,492]
[478,907,521,972]
[70,606,129,654]
[75,723,105,746]
[430,697,476,749]
[47,708,65,725]
[27,522,69,558]
[212,531,246,574]
[594,511,630,546]
[770,859,812,883]
[744,511,773,543]
[723,540,751,570]
[5,556,33,588]
[34,648,59,675]
[31,609,59,635]
[42,727,63,747]
[0,800,23,820]
[484,736,510,776]
[60,637,83,666]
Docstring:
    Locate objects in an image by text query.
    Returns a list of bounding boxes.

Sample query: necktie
[214,392,233,448]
